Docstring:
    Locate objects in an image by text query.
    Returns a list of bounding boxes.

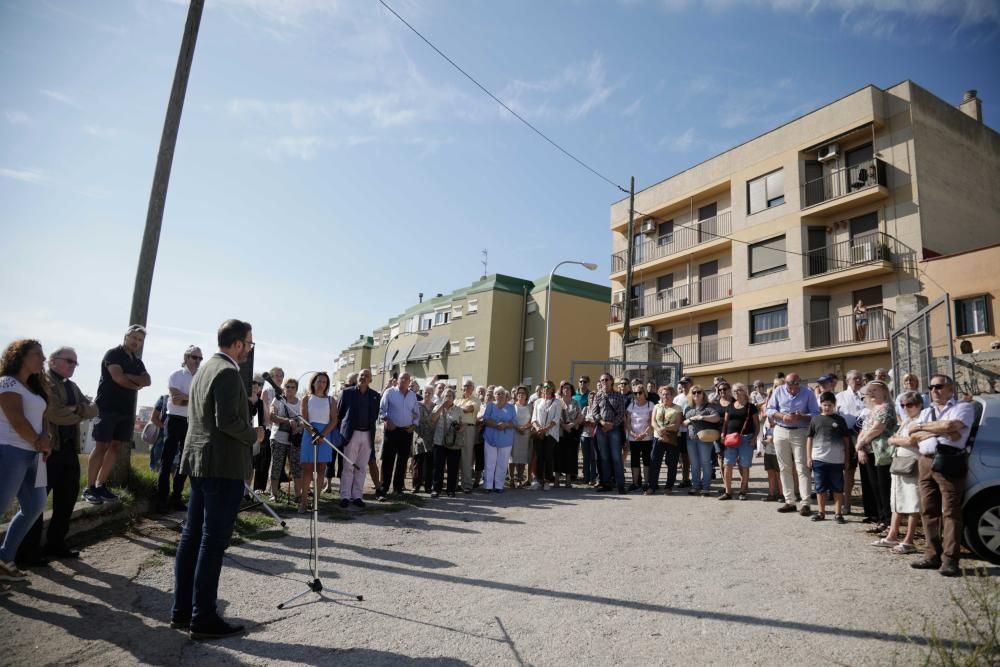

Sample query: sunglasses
[691,390,704,395]
[718,386,730,391]
[786,381,800,386]
[928,383,949,391]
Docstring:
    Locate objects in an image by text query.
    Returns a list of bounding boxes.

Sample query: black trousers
[413,451,433,491]
[650,439,680,490]
[380,429,412,493]
[536,436,556,482]
[252,439,271,491]
[18,444,80,559]
[157,416,188,505]
[433,445,461,493]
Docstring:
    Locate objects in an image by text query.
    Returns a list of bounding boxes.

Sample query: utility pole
[129,0,204,328]
[481,248,488,279]
[622,176,636,352]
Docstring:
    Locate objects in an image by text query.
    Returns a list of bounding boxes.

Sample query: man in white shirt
[906,374,975,576]
[673,376,692,488]
[156,346,202,514]
[259,367,284,430]
[835,369,865,512]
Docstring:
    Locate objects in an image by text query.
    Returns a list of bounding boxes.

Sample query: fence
[890,296,955,389]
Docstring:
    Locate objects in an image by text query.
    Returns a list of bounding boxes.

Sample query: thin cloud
[84,125,121,139]
[40,89,81,108]
[0,168,47,184]
[4,110,31,125]
[501,53,618,121]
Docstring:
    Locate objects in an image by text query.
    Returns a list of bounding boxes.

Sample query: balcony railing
[801,157,887,208]
[806,307,895,349]
[611,211,732,273]
[804,232,908,278]
[670,337,733,366]
[609,273,732,323]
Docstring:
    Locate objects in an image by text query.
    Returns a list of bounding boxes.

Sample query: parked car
[964,395,1000,564]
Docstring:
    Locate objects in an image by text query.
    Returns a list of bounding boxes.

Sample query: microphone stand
[264,376,364,608]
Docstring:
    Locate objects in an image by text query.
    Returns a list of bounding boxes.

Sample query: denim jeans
[596,427,625,490]
[580,435,599,483]
[0,445,47,563]
[650,438,680,490]
[173,476,245,624]
[686,435,714,492]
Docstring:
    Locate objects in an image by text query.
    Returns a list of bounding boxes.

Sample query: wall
[918,244,1000,353]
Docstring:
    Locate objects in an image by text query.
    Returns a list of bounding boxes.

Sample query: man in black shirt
[84,325,152,504]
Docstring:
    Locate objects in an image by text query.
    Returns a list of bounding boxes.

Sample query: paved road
[1,473,987,666]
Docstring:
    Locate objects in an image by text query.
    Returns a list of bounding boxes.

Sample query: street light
[381,330,428,390]
[543,260,598,382]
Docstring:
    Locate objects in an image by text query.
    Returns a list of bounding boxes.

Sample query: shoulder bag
[722,406,750,448]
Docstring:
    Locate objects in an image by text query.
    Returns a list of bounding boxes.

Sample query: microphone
[261,372,284,399]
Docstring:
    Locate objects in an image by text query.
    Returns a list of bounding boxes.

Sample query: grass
[262,487,425,521]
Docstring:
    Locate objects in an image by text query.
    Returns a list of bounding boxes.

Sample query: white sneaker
[0,561,29,583]
[529,480,541,490]
[541,484,550,492]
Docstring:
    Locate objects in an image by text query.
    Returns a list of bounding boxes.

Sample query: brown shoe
[776,503,797,513]
[799,505,812,517]
[910,558,942,570]
[939,563,962,577]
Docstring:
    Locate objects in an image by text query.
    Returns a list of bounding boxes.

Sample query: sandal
[865,525,884,534]
[835,514,846,524]
[811,513,826,522]
[891,543,917,555]
[871,537,898,548]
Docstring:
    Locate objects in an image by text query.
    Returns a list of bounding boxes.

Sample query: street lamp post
[543,260,598,382]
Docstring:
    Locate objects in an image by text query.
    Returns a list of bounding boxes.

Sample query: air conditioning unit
[817,143,839,163]
[851,242,875,263]
[613,292,625,304]
[640,220,657,234]
[638,326,654,339]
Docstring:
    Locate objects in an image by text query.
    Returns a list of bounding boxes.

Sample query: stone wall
[954,352,1000,396]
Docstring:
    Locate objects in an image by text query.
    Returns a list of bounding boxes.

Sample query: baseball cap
[679,376,693,384]
[817,374,834,384]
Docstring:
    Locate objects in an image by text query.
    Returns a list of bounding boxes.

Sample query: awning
[410,336,449,361]
[408,338,431,361]
[398,342,417,364]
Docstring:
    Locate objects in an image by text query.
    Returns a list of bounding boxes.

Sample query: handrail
[806,307,895,349]
[804,231,910,278]
[801,157,886,208]
[611,210,732,273]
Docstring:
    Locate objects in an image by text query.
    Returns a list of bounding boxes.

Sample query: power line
[376,0,628,194]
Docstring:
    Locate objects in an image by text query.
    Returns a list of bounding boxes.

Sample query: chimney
[959,89,982,123]
[436,293,443,298]
[418,292,423,303]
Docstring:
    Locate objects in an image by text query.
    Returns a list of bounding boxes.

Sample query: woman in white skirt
[879,391,924,555]
[509,386,533,488]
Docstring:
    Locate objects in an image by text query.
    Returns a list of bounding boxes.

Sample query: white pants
[483,445,511,490]
[773,425,811,507]
[340,430,371,500]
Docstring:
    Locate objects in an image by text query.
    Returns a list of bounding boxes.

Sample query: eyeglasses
[691,390,704,395]
[786,381,800,386]
[718,386,730,391]
[928,383,949,391]
[54,357,79,366]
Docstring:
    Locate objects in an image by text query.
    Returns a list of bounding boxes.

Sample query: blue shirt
[379,386,420,428]
[766,385,820,428]
[483,402,516,448]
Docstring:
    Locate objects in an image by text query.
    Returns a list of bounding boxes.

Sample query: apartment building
[608,81,1000,386]
[333,273,611,390]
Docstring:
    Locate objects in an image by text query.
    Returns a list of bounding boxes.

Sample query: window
[389,324,400,339]
[349,355,356,364]
[434,311,450,326]
[526,301,538,314]
[451,304,463,319]
[524,338,535,352]
[467,299,479,314]
[656,274,674,293]
[749,235,786,277]
[420,314,433,331]
[381,334,389,344]
[464,336,476,351]
[657,220,674,246]
[747,169,785,214]
[956,296,989,336]
[450,340,460,354]
[750,305,789,344]
[656,329,673,346]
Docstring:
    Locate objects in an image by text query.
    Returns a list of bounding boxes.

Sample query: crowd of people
[0,327,980,603]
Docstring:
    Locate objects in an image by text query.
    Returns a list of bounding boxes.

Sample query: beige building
[918,243,1000,353]
[607,81,1000,387]
[333,273,611,390]
[332,335,374,384]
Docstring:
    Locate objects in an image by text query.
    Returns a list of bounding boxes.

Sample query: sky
[1,0,998,407]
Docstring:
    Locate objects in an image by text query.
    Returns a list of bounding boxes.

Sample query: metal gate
[890,296,955,386]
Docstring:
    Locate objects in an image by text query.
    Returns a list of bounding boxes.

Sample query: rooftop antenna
[481,248,488,279]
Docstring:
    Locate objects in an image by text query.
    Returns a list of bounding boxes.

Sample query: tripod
[268,389,364,609]
[239,482,287,528]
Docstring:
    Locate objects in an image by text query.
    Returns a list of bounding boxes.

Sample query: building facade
[607,81,1000,387]
[333,273,611,390]
[918,243,1000,353]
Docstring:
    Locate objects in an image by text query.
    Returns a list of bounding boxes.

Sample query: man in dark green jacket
[172,319,260,640]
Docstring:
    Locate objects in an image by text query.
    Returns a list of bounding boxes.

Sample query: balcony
[610,211,732,275]
[670,337,734,367]
[802,232,910,287]
[806,306,895,350]
[801,158,888,215]
[609,273,733,325]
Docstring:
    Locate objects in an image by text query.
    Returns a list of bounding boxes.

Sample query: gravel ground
[1,470,991,666]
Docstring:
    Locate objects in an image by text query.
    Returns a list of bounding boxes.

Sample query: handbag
[723,407,751,448]
[141,421,160,446]
[697,429,721,443]
[931,445,968,478]
[889,454,918,476]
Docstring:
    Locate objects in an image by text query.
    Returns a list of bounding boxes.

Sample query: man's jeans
[650,438,680,490]
[686,435,714,492]
[173,477,245,624]
[580,435,599,483]
[596,427,625,490]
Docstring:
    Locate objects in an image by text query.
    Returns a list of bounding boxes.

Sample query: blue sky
[1,0,998,405]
